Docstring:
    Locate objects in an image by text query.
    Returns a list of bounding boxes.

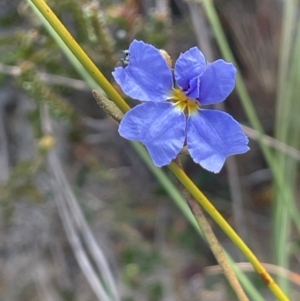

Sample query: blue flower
[113,40,249,173]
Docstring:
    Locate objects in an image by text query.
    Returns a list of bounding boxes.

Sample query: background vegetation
[0,0,300,300]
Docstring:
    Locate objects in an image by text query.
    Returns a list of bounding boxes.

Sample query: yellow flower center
[171,88,199,115]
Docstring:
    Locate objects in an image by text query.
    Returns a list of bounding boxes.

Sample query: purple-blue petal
[199,60,236,105]
[185,76,200,99]
[119,102,186,167]
[187,109,249,173]
[112,40,173,102]
[174,47,206,91]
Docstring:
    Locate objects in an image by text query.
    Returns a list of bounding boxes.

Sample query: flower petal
[174,47,206,91]
[119,102,186,167]
[112,40,173,102]
[199,60,236,105]
[187,109,249,173]
[186,76,200,99]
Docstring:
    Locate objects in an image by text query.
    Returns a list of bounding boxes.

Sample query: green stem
[29,0,129,113]
[169,162,289,301]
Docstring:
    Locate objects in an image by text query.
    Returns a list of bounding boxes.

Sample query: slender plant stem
[168,162,289,301]
[131,143,265,301]
[274,0,299,293]
[29,0,129,113]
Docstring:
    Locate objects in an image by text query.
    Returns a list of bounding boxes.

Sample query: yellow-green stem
[29,0,129,113]
[169,162,289,301]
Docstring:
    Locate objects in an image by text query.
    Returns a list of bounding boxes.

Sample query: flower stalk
[29,0,129,114]
[168,162,289,301]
